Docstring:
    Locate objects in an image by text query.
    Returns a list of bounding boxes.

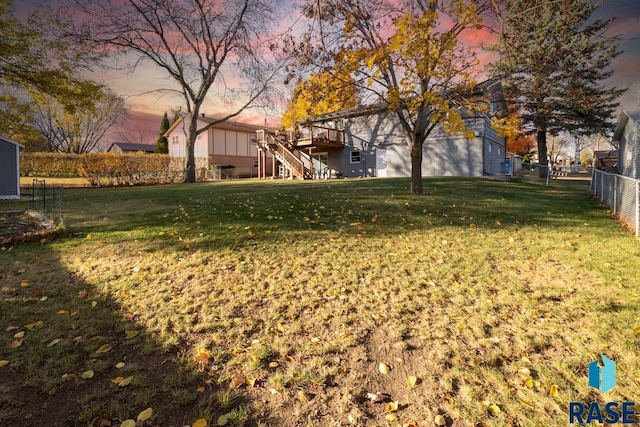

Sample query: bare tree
[30,86,127,153]
[72,0,283,182]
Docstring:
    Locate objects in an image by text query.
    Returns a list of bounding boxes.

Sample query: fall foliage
[281,70,358,128]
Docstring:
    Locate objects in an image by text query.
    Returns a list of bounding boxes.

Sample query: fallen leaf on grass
[57,310,69,315]
[125,330,139,340]
[385,401,399,413]
[0,360,9,367]
[78,289,87,299]
[230,375,244,388]
[95,344,112,354]
[13,331,25,339]
[192,419,207,427]
[137,407,153,421]
[217,412,233,425]
[20,279,29,287]
[366,392,386,403]
[81,370,94,379]
[112,376,134,387]
[194,347,211,364]
[487,403,501,415]
[24,320,43,330]
[5,326,19,332]
[120,420,136,427]
[9,340,22,348]
[297,390,309,403]
[407,375,419,388]
[634,325,640,336]
[549,384,559,397]
[434,414,447,426]
[385,413,397,421]
[115,362,126,369]
[91,301,97,308]
[196,386,205,393]
[47,338,61,348]
[378,362,390,374]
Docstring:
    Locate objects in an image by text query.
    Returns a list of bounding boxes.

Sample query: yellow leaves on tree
[281,69,358,128]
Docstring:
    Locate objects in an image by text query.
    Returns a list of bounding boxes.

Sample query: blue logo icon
[588,355,616,394]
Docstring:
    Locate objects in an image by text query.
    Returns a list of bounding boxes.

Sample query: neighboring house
[613,108,640,179]
[593,150,618,173]
[166,115,271,178]
[0,136,24,199]
[257,80,507,179]
[107,142,157,154]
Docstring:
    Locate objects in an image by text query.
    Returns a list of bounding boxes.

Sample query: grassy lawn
[1,177,639,426]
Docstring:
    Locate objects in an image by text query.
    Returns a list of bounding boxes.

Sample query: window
[350,151,361,163]
[172,136,179,145]
[498,147,501,156]
[250,137,257,144]
[253,159,259,168]
[488,143,492,153]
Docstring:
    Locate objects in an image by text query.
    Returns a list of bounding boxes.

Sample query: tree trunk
[410,141,423,195]
[185,113,198,183]
[537,129,548,178]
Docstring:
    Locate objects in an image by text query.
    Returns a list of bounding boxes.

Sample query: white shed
[0,136,24,199]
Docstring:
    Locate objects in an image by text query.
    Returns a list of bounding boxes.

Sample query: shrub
[21,152,183,186]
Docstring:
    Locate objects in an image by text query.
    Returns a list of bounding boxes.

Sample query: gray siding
[619,116,640,179]
[337,112,506,178]
[0,139,20,199]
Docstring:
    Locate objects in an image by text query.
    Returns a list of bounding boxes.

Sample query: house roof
[108,142,157,152]
[0,136,25,149]
[612,108,640,145]
[164,115,263,137]
[296,78,506,126]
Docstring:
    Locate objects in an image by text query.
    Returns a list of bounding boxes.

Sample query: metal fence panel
[592,169,639,237]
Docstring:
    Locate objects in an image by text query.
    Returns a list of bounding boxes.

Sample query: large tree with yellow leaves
[281,70,358,128]
[291,0,489,194]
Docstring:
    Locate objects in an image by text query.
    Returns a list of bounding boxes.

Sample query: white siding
[237,133,248,156]
[213,129,225,155]
[225,130,237,156]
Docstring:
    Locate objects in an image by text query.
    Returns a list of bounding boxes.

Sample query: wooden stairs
[257,131,313,179]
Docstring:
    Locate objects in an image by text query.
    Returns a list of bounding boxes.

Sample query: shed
[613,108,640,179]
[0,136,24,200]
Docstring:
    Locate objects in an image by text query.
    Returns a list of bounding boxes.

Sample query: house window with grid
[172,136,179,145]
[350,150,361,163]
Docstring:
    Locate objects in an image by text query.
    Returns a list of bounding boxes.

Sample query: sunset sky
[15,1,640,146]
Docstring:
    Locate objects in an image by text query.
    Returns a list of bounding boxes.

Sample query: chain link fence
[591,169,640,237]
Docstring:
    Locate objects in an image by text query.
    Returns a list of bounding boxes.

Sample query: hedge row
[21,152,184,186]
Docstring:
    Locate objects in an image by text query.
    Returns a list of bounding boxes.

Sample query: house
[593,150,618,173]
[165,115,272,178]
[0,136,24,199]
[107,142,157,154]
[256,80,507,179]
[613,108,640,179]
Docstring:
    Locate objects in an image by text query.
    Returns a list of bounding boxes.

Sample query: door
[312,153,329,178]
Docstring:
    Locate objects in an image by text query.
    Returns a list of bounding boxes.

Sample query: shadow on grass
[0,242,263,426]
[57,178,606,256]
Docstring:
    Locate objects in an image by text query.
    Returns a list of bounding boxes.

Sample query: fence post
[636,180,639,238]
[613,174,617,215]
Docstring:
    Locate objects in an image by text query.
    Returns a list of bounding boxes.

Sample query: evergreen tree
[489,0,625,177]
[156,111,170,153]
